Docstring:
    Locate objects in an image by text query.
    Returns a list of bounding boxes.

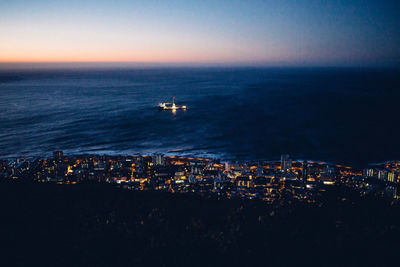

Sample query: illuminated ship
[158,97,187,110]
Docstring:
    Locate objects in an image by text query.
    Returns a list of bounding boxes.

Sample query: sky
[0,0,399,67]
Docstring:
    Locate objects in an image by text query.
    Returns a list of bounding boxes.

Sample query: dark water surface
[0,67,399,167]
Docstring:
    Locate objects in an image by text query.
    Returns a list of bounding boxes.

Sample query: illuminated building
[387,172,396,183]
[363,168,397,183]
[281,154,292,173]
[236,176,253,188]
[377,170,388,181]
[224,162,230,172]
[152,154,164,166]
[363,168,376,178]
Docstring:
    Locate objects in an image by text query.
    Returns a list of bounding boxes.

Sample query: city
[2,151,400,266]
[2,151,400,203]
[1,0,400,265]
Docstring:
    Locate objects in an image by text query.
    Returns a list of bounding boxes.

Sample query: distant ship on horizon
[158,97,187,110]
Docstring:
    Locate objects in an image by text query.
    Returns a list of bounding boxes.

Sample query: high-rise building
[363,168,376,178]
[152,154,164,166]
[53,151,63,162]
[281,154,292,173]
[224,162,230,172]
[387,172,397,183]
[377,170,388,181]
[363,168,397,182]
[256,164,263,176]
[302,160,308,181]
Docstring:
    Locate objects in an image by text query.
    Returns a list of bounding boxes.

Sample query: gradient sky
[1,0,399,66]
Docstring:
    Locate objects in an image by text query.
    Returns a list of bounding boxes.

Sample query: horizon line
[0,61,399,70]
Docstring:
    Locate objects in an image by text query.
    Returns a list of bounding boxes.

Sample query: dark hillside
[0,181,399,267]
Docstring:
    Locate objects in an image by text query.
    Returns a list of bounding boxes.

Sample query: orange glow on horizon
[0,57,272,65]
[0,34,289,66]
[0,37,273,64]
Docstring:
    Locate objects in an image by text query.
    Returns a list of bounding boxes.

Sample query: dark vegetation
[0,180,399,267]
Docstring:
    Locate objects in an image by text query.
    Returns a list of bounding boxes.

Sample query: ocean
[0,67,399,167]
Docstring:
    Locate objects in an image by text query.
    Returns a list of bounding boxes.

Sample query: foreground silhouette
[0,180,399,267]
